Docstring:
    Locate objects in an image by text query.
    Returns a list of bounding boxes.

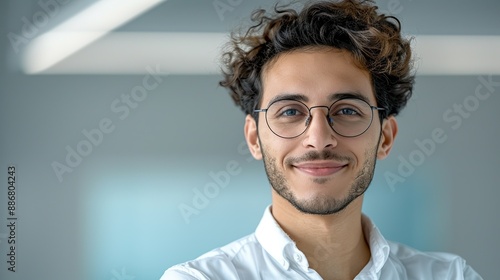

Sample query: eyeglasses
[254,98,385,139]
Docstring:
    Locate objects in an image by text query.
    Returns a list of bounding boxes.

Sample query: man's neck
[271,192,371,280]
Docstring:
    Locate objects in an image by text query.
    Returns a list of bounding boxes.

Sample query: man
[162,0,483,279]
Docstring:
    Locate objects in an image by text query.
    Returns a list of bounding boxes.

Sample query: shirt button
[294,253,302,262]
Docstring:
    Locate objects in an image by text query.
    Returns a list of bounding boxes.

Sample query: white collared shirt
[161,206,483,279]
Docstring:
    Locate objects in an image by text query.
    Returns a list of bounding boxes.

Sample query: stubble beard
[261,144,379,216]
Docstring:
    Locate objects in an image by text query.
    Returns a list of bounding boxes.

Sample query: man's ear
[244,114,263,160]
[377,116,398,160]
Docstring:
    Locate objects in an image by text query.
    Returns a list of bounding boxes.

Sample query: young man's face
[245,47,397,215]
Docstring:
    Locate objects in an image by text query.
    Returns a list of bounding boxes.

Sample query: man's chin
[283,194,356,216]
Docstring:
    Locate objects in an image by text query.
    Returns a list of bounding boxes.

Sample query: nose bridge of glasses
[306,105,332,127]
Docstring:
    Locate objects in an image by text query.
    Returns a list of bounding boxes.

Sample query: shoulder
[386,241,483,280]
[160,233,264,280]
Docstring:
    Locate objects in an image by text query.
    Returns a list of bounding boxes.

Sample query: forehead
[260,48,375,106]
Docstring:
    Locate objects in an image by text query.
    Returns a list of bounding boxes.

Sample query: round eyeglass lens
[327,98,374,137]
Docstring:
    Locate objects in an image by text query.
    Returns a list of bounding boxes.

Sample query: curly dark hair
[219,0,414,120]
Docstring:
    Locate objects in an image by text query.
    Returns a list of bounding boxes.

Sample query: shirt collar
[255,206,391,274]
[360,213,391,274]
[255,205,293,270]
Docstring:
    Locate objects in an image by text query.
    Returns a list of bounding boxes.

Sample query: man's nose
[302,106,338,149]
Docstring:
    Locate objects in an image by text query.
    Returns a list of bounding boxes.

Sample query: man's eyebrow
[266,93,309,106]
[329,92,371,103]
[265,92,371,107]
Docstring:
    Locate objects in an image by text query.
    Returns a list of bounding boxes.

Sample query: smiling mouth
[292,162,348,177]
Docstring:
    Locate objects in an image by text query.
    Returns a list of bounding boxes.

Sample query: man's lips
[292,161,348,176]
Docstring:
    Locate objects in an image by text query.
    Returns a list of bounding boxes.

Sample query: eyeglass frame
[253,97,386,139]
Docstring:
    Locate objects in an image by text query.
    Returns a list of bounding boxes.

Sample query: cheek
[262,139,290,159]
[259,136,296,166]
[344,135,379,165]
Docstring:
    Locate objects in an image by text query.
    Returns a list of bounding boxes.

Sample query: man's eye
[337,108,358,115]
[282,109,300,116]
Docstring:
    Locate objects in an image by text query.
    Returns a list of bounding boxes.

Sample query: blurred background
[0,0,499,279]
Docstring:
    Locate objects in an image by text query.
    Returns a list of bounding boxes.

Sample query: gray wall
[0,1,499,279]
